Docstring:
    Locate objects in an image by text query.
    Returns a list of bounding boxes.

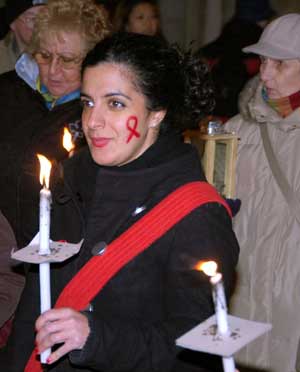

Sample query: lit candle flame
[195,260,218,277]
[37,154,52,189]
[63,127,75,153]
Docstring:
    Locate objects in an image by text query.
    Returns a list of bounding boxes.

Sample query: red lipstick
[91,137,110,148]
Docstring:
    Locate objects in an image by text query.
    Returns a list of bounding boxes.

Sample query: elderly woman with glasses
[0,0,110,248]
[225,13,300,372]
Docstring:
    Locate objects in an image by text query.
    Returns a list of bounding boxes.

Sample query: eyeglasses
[20,14,37,28]
[34,51,83,70]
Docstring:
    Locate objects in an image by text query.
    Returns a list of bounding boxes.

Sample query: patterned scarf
[262,87,300,118]
[36,77,80,110]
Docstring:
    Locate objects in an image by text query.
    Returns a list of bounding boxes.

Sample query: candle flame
[63,127,74,153]
[37,154,52,189]
[195,261,218,277]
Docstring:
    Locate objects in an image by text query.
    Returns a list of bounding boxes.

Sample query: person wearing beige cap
[225,13,300,372]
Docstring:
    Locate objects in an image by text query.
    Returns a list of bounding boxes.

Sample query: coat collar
[61,135,203,220]
[247,81,300,132]
[61,136,204,259]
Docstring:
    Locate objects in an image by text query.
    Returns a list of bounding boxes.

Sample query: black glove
[225,198,241,217]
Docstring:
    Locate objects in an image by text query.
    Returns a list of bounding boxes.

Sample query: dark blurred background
[1,0,300,49]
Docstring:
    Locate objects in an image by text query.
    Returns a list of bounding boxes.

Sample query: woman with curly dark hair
[2,33,239,372]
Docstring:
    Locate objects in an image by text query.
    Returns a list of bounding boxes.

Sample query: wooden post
[183,131,238,198]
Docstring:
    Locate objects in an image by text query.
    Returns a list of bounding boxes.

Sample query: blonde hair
[28,0,111,56]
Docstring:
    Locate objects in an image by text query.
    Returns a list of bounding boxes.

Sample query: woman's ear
[148,110,166,129]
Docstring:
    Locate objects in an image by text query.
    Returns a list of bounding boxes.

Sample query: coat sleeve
[0,265,39,370]
[69,203,239,371]
[0,211,25,328]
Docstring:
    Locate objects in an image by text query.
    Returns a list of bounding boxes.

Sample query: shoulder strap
[26,181,231,371]
[260,124,300,224]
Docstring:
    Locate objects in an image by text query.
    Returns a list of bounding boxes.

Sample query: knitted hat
[5,0,46,26]
[236,0,275,23]
[0,6,9,39]
[243,14,300,60]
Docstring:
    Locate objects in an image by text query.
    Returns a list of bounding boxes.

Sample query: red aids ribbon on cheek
[126,116,141,143]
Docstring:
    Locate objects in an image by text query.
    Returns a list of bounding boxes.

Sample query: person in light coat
[225,13,300,372]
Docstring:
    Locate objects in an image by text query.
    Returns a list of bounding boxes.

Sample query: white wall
[160,0,235,50]
[159,0,300,51]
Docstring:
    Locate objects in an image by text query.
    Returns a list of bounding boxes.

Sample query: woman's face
[81,63,165,167]
[11,6,45,47]
[36,31,84,97]
[125,2,159,36]
[259,57,300,99]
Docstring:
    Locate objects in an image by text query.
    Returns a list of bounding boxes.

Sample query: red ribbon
[126,116,140,143]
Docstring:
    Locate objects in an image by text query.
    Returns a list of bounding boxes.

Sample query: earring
[149,123,158,128]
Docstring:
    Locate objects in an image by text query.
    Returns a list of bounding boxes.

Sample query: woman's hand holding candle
[35,308,90,365]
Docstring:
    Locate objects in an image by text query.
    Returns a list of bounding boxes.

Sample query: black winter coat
[1,134,239,372]
[0,70,82,247]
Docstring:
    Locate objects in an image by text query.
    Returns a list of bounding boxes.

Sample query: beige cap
[243,13,300,59]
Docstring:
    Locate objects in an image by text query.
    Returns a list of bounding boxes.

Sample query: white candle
[210,272,229,335]
[37,154,52,364]
[198,261,235,372]
[210,272,235,372]
[39,262,51,363]
[39,187,51,255]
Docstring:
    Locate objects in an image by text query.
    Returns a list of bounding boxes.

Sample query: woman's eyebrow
[104,92,132,100]
[80,92,132,100]
[80,92,92,99]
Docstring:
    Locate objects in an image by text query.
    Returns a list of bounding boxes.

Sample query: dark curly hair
[82,32,215,132]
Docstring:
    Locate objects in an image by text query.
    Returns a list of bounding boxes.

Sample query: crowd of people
[0,0,300,372]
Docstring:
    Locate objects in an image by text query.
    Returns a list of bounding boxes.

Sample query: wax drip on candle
[37,154,52,256]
